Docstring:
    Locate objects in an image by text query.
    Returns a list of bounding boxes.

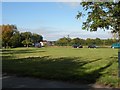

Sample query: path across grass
[2,75,110,88]
[2,47,119,87]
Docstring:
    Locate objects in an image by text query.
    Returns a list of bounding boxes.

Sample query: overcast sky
[2,2,112,41]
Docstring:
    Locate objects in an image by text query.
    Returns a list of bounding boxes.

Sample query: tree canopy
[1,24,18,48]
[77,1,120,39]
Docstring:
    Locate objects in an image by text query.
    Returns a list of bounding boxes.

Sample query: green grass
[2,47,120,87]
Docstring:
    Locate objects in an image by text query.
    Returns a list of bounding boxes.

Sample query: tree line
[55,37,118,46]
[1,24,43,48]
[1,24,118,48]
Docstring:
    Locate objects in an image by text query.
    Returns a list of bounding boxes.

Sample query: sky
[2,2,113,41]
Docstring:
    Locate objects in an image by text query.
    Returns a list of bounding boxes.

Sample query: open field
[2,47,119,87]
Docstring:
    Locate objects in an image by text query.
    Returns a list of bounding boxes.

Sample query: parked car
[72,44,83,48]
[111,43,120,48]
[88,45,96,48]
[72,44,78,48]
[78,45,83,48]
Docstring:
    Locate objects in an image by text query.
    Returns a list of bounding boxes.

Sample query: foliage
[77,2,120,39]
[1,24,43,48]
[55,37,71,46]
[9,30,21,48]
[71,38,81,45]
[55,37,117,46]
[22,39,32,47]
[21,32,43,47]
[21,32,32,47]
[31,33,43,44]
[1,24,17,48]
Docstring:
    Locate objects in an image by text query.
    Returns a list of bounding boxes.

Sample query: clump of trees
[1,24,43,48]
[55,37,118,46]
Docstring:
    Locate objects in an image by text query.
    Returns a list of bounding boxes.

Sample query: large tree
[31,33,43,45]
[9,30,21,48]
[76,1,120,76]
[21,32,32,48]
[1,24,17,48]
[77,1,120,36]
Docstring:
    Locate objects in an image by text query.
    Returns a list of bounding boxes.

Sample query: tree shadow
[2,56,15,60]
[2,49,46,55]
[81,61,113,84]
[2,56,113,85]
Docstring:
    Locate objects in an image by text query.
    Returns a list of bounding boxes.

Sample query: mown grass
[2,47,120,87]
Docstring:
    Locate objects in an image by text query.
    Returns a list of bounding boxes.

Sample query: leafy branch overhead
[77,2,120,34]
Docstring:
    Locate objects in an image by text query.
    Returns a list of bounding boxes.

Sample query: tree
[1,24,17,48]
[56,37,71,46]
[0,26,2,48]
[95,38,102,45]
[77,2,120,37]
[71,38,81,45]
[76,1,120,77]
[9,30,21,48]
[31,33,43,45]
[111,32,118,43]
[86,38,95,45]
[21,32,32,48]
[79,38,85,45]
[1,24,43,48]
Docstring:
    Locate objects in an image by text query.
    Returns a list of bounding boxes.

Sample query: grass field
[2,47,120,87]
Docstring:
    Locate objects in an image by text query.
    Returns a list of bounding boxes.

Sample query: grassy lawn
[2,47,119,87]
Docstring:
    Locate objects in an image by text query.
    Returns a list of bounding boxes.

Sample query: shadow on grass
[2,56,114,85]
[2,48,45,54]
[82,62,113,84]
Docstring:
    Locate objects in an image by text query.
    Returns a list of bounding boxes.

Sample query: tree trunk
[27,44,28,48]
[118,31,120,78]
[118,51,120,77]
[4,43,6,49]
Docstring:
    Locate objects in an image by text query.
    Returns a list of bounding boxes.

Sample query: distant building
[47,41,55,46]
[40,42,44,47]
[42,40,47,46]
[35,40,55,47]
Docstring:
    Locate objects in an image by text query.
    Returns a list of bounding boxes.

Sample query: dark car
[78,45,83,48]
[72,44,83,48]
[72,44,78,48]
[88,45,96,48]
